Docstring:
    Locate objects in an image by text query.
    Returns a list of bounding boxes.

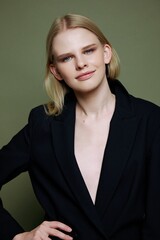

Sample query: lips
[76,70,96,81]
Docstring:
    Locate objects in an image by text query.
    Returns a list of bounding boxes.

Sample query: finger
[48,221,72,232]
[39,221,73,239]
[49,228,73,240]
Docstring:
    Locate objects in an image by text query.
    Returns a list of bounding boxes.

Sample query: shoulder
[129,94,160,113]
[27,105,53,130]
[29,105,48,118]
[130,95,160,117]
[113,79,160,118]
[112,79,160,132]
[28,105,48,121]
[130,95,160,134]
[125,87,160,134]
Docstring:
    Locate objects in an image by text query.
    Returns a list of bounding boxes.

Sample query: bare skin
[13,221,73,240]
[13,27,114,239]
[75,91,115,203]
[50,27,115,203]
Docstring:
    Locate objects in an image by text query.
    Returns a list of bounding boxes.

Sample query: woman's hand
[12,221,73,240]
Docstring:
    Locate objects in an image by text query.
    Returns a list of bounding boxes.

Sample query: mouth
[76,70,96,81]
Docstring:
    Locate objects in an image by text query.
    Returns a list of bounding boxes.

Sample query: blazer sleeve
[0,112,32,239]
[142,120,160,239]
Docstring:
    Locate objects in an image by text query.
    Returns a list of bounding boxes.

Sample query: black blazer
[0,80,160,240]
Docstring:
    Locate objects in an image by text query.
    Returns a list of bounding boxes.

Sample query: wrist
[12,232,28,240]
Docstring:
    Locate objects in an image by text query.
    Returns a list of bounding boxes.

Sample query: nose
[75,55,88,70]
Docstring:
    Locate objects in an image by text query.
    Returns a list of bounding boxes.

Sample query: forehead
[52,28,100,54]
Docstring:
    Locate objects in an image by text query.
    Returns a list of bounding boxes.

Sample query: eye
[62,56,73,62]
[84,48,95,55]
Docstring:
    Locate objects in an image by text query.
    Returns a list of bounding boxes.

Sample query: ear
[103,44,112,64]
[50,64,63,81]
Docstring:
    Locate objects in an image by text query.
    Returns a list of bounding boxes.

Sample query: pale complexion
[51,28,115,203]
[13,27,115,240]
[13,221,73,240]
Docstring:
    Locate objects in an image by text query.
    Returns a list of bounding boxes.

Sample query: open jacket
[0,80,160,240]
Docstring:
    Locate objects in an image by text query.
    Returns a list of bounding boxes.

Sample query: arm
[142,125,160,239]
[0,118,31,239]
[0,202,24,239]
[0,108,73,240]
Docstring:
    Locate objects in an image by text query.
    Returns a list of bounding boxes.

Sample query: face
[50,28,112,94]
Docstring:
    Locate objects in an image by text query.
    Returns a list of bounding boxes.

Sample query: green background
[0,0,160,231]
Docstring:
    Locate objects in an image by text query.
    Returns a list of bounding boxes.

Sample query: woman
[0,14,160,240]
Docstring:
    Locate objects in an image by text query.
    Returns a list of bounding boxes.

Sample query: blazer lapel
[95,113,138,216]
[95,81,139,217]
[50,80,138,236]
[50,95,107,238]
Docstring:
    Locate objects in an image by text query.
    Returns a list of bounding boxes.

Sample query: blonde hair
[45,14,120,115]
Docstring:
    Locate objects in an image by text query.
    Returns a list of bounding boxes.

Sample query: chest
[74,118,111,203]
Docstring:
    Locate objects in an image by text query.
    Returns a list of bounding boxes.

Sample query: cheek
[56,65,68,77]
[91,52,106,65]
[58,65,74,80]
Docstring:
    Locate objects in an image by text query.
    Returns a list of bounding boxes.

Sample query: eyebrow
[56,43,97,61]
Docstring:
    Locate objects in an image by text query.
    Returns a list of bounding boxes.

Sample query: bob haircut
[45,14,120,115]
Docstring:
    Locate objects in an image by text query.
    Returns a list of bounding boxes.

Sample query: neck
[75,80,115,119]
